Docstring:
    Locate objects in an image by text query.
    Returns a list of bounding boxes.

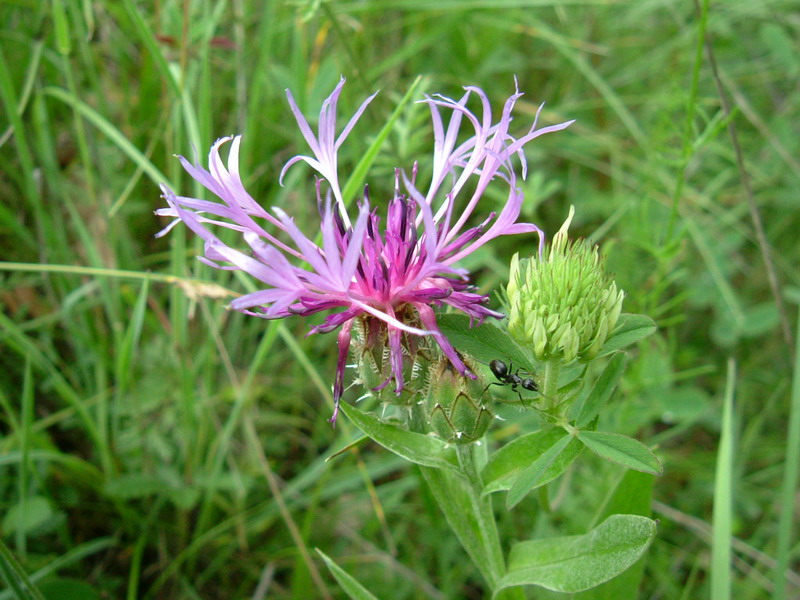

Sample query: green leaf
[39,87,171,188]
[0,536,46,600]
[711,360,736,600]
[576,353,627,428]
[482,429,583,496]
[0,537,114,600]
[577,431,662,475]
[438,314,533,371]
[597,314,656,356]
[316,549,380,600]
[339,402,458,471]
[506,433,574,509]
[575,471,655,599]
[2,496,54,536]
[496,514,657,594]
[115,279,150,393]
[39,578,102,600]
[51,0,72,56]
[419,466,501,588]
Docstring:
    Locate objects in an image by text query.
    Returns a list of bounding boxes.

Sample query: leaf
[496,514,657,594]
[576,353,627,428]
[711,360,736,600]
[316,549,380,600]
[39,578,102,600]
[339,402,458,471]
[419,466,502,588]
[506,433,574,509]
[0,537,114,600]
[577,431,662,475]
[438,314,533,371]
[0,536,45,600]
[2,496,54,536]
[575,471,655,599]
[115,279,150,393]
[40,86,171,188]
[597,314,656,356]
[482,429,583,496]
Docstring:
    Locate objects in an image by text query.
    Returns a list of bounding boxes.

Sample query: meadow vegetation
[0,1,798,598]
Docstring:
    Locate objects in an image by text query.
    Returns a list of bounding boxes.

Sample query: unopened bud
[507,207,624,363]
[425,358,493,444]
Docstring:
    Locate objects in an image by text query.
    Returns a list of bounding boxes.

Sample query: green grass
[1,0,799,598]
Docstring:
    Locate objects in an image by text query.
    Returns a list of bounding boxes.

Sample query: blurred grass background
[1,0,799,598]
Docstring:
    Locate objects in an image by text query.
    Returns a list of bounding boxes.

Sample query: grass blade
[0,537,47,600]
[316,549,380,600]
[38,86,171,187]
[772,306,800,599]
[711,359,735,600]
[340,75,423,206]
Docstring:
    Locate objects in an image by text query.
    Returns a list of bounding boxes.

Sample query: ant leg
[483,381,503,394]
[481,381,503,399]
[510,382,535,408]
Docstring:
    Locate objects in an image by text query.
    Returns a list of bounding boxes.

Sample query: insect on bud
[507,207,624,364]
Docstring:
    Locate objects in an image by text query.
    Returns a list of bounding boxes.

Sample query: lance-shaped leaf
[482,429,583,496]
[576,352,627,427]
[574,471,655,599]
[420,466,504,589]
[596,313,656,357]
[506,433,574,509]
[339,401,459,471]
[495,514,657,594]
[577,431,662,475]
[316,549,380,600]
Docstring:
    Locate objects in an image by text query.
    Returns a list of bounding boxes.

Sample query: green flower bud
[507,207,624,364]
[425,358,493,444]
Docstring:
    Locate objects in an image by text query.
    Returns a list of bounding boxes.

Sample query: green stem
[451,445,526,600]
[456,444,506,590]
[455,444,505,586]
[543,360,562,414]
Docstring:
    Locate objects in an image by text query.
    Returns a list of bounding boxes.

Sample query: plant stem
[454,445,505,587]
[543,359,562,414]
[453,445,526,600]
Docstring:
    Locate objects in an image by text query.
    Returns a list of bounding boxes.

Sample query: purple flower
[157,78,573,423]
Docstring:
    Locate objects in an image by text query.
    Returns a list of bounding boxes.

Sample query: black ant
[485,359,538,402]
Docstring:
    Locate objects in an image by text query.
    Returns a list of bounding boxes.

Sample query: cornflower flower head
[157,78,573,423]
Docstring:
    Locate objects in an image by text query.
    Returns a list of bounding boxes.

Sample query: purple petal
[285,88,322,158]
[272,206,339,289]
[279,154,326,185]
[416,303,471,377]
[348,299,429,336]
[336,90,378,151]
[309,305,362,335]
[340,200,370,287]
[331,318,355,424]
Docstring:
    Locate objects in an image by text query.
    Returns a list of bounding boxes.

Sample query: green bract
[424,358,494,444]
[507,207,624,364]
[351,315,433,404]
